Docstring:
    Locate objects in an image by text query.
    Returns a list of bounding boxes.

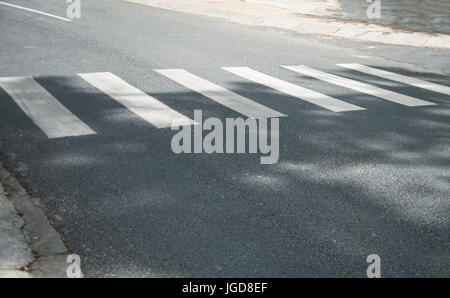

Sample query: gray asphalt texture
[0,0,449,277]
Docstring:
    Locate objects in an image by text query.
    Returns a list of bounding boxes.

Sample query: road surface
[0,0,449,277]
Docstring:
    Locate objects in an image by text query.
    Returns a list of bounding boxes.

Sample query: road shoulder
[0,162,76,278]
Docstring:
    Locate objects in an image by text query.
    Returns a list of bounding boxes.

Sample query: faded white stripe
[223,67,364,112]
[0,1,71,22]
[338,63,450,96]
[283,65,435,107]
[0,77,95,138]
[155,69,286,118]
[78,72,194,128]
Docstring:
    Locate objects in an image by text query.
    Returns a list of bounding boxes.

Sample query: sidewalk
[246,0,341,16]
[0,179,33,277]
[0,163,74,278]
[127,0,450,49]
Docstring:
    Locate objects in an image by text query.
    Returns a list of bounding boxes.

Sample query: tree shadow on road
[0,68,449,277]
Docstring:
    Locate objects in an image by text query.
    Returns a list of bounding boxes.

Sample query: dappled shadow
[0,67,449,277]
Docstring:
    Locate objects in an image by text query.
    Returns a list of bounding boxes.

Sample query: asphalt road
[0,0,449,277]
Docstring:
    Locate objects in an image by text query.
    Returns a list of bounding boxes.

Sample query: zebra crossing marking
[155,69,286,118]
[222,67,365,112]
[78,72,195,128]
[0,76,96,138]
[338,63,450,96]
[282,65,436,107]
[1,66,444,139]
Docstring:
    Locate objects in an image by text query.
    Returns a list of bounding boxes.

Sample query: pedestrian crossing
[0,77,96,138]
[155,69,286,118]
[78,72,195,128]
[222,67,365,112]
[281,65,436,107]
[0,64,447,139]
[337,63,450,96]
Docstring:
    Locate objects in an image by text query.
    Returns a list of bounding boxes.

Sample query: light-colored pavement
[246,0,341,15]
[127,0,450,49]
[0,178,33,278]
[0,163,73,278]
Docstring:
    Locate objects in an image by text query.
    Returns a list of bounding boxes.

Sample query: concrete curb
[126,0,450,50]
[0,163,79,278]
[0,178,33,277]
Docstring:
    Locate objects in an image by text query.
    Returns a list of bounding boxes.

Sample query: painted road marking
[338,63,450,96]
[222,67,364,112]
[282,65,435,107]
[0,1,72,22]
[155,69,286,118]
[0,76,95,138]
[78,72,194,128]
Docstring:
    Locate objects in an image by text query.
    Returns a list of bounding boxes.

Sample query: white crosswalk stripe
[78,72,195,128]
[282,65,436,107]
[222,67,365,112]
[155,69,286,118]
[338,63,450,96]
[0,76,96,138]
